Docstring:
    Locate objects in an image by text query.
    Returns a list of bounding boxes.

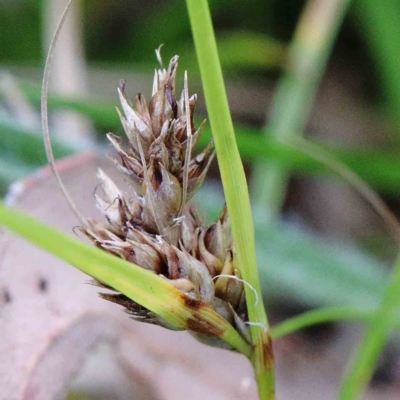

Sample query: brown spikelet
[84,52,249,349]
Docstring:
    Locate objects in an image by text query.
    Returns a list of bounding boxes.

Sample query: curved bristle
[41,0,87,227]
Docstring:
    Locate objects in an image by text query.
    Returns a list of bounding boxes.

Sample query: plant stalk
[185,1,274,398]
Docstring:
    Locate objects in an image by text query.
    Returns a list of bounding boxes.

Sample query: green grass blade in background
[338,253,400,399]
[251,0,351,220]
[18,84,400,194]
[271,304,400,340]
[354,0,400,132]
[271,306,372,339]
[6,90,400,197]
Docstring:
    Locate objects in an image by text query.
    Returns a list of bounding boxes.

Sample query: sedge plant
[2,1,399,399]
[1,0,274,399]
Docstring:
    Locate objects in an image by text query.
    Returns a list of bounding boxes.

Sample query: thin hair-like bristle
[179,71,193,215]
[41,0,87,227]
[212,274,259,306]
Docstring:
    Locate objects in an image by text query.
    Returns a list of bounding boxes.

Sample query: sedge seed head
[84,52,249,349]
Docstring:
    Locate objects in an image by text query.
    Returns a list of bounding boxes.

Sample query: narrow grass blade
[186,1,274,398]
[271,307,372,339]
[337,253,400,399]
[354,0,400,131]
[251,0,351,219]
[0,201,251,357]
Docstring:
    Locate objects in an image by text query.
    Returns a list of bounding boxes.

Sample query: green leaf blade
[0,201,251,356]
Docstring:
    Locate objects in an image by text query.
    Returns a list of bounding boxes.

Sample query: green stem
[337,253,400,399]
[185,1,274,399]
[251,0,352,220]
